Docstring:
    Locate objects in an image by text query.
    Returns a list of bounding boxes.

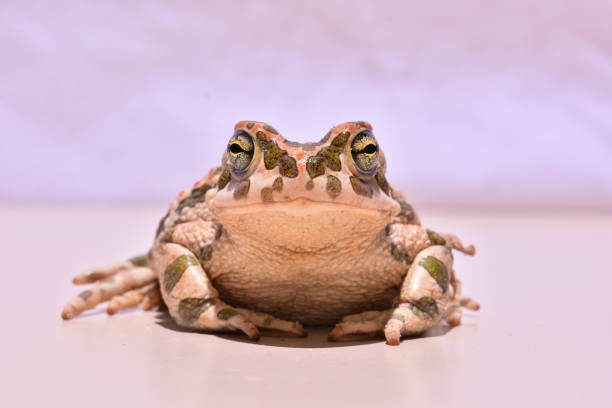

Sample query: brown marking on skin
[407,297,439,320]
[246,122,255,129]
[261,187,274,202]
[350,176,373,197]
[217,167,231,190]
[419,256,449,292]
[302,142,317,151]
[390,243,411,263]
[233,179,250,199]
[176,183,212,213]
[306,156,326,178]
[155,210,170,237]
[214,224,223,240]
[278,155,298,178]
[217,308,238,320]
[283,140,301,148]
[178,297,216,324]
[164,255,199,293]
[263,124,279,135]
[375,170,390,195]
[305,180,314,190]
[326,175,342,199]
[78,290,93,301]
[272,177,283,192]
[391,190,415,223]
[319,130,332,144]
[199,245,213,262]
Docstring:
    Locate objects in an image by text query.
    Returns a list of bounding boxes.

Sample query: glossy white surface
[1,205,610,407]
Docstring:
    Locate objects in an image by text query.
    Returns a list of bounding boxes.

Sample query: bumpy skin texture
[62,121,479,345]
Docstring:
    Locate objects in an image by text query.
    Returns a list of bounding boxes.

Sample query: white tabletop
[1,205,610,407]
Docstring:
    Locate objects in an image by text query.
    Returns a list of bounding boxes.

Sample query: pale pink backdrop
[1,1,611,207]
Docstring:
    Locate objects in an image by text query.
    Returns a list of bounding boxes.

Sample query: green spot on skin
[256,131,298,176]
[264,145,286,169]
[129,255,148,267]
[318,147,342,171]
[164,255,199,294]
[263,317,273,326]
[178,297,215,324]
[427,230,446,246]
[217,308,238,320]
[305,180,314,190]
[391,313,405,322]
[272,177,283,192]
[278,155,298,178]
[306,156,326,178]
[419,256,449,292]
[375,170,390,195]
[349,176,372,197]
[233,179,250,199]
[261,187,274,202]
[408,297,439,319]
[217,167,231,190]
[326,175,342,199]
[331,131,350,147]
[78,290,92,301]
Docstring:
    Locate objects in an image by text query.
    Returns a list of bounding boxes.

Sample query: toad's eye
[351,131,379,175]
[227,131,255,173]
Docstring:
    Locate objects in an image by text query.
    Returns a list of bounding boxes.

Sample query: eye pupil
[362,144,377,154]
[229,143,246,154]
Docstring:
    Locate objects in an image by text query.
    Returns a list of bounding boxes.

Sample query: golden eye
[361,143,378,156]
[351,131,379,174]
[229,142,247,156]
[227,131,255,173]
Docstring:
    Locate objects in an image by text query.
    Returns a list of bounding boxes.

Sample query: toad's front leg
[329,226,478,344]
[155,220,305,339]
[384,241,479,345]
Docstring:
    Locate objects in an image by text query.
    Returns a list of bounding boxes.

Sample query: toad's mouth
[212,197,397,218]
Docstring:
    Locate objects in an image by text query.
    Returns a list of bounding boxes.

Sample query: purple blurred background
[2,1,611,207]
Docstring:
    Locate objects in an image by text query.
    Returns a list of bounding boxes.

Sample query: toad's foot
[235,308,306,337]
[328,310,392,341]
[62,256,159,320]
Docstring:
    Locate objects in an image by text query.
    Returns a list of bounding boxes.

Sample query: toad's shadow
[154,310,453,348]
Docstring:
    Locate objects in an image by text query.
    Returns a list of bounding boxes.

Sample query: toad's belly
[207,243,406,326]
